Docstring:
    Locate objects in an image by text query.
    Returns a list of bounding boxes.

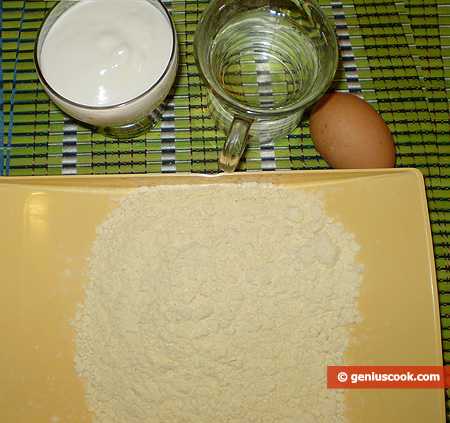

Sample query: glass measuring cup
[194,0,338,172]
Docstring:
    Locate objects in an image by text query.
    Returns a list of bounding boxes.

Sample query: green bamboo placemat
[2,0,450,418]
[2,0,448,175]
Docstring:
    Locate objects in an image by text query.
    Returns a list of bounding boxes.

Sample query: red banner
[327,366,450,389]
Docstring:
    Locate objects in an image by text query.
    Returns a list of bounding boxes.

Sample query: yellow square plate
[0,169,444,422]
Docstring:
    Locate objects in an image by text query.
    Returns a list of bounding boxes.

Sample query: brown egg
[309,93,396,168]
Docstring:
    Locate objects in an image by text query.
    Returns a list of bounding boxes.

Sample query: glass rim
[34,0,178,111]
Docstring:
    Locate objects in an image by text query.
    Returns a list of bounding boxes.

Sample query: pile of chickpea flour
[71,183,365,423]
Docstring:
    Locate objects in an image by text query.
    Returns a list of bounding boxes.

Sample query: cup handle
[219,116,253,172]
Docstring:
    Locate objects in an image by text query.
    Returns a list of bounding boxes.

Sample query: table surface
[1,0,450,417]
